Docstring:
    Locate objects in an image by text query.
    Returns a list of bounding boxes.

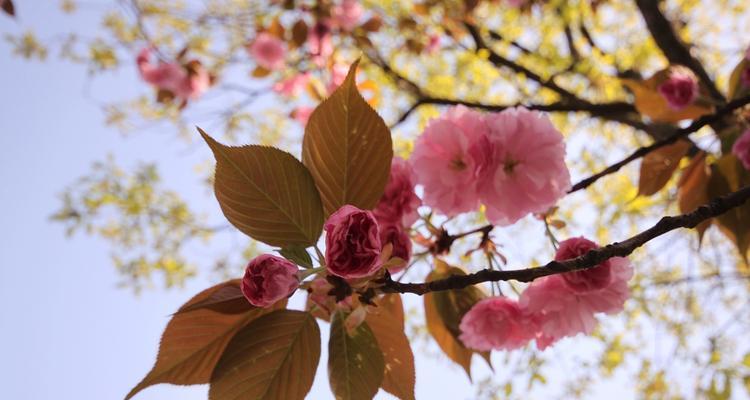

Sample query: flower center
[504,158,519,174]
[450,156,467,171]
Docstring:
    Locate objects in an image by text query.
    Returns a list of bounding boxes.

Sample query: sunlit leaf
[638,139,691,196]
[125,282,285,399]
[200,129,324,247]
[366,294,415,400]
[621,67,713,123]
[328,311,385,400]
[302,60,393,216]
[707,154,750,263]
[677,152,711,241]
[423,260,489,379]
[209,310,320,400]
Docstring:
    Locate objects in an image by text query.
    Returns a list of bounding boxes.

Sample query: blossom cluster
[412,106,571,225]
[136,48,211,104]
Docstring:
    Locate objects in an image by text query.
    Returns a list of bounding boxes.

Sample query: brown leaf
[621,66,714,123]
[707,155,750,263]
[200,129,324,247]
[266,16,285,39]
[423,260,489,380]
[176,279,249,315]
[328,311,385,400]
[638,139,691,196]
[209,310,320,400]
[251,65,271,78]
[728,58,750,100]
[366,295,415,400]
[361,16,383,32]
[291,19,308,48]
[125,282,285,399]
[1,0,14,17]
[677,152,711,241]
[302,60,393,216]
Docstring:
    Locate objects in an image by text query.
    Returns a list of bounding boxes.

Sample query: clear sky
[0,3,639,400]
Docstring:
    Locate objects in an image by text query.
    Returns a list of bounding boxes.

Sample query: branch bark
[382,184,750,295]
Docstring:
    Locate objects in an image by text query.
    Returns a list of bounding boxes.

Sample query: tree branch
[570,94,750,193]
[382,184,750,295]
[634,0,725,103]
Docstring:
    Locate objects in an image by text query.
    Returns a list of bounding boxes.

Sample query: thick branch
[634,0,724,103]
[570,94,750,193]
[382,184,750,295]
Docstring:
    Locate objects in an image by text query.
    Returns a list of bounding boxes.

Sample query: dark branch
[570,94,750,193]
[382,184,750,295]
[634,0,725,103]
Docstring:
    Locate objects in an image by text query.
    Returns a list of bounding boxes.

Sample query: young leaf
[175,279,249,315]
[423,260,490,379]
[1,0,14,17]
[278,245,314,268]
[638,139,691,196]
[366,294,416,400]
[328,311,385,400]
[125,282,285,400]
[707,155,750,263]
[209,310,321,400]
[302,59,393,216]
[677,152,711,242]
[200,129,324,247]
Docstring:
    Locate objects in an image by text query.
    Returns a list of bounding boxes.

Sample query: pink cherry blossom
[324,205,382,279]
[327,62,350,94]
[373,157,421,227]
[241,254,299,307]
[248,32,286,70]
[273,72,311,97]
[459,296,535,351]
[411,106,486,216]
[137,48,188,95]
[477,107,571,226]
[425,34,441,55]
[292,106,314,125]
[555,237,613,293]
[378,223,411,273]
[137,48,210,101]
[308,20,334,65]
[520,237,633,349]
[732,129,750,170]
[332,0,363,32]
[657,69,698,110]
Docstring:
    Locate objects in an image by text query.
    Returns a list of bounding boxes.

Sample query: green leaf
[278,245,314,268]
[328,311,385,400]
[366,294,415,400]
[200,129,324,247]
[708,155,750,263]
[302,59,393,216]
[209,310,321,400]
[125,282,285,400]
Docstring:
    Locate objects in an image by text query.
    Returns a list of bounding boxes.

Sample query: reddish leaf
[176,279,249,315]
[638,139,691,196]
[209,310,320,400]
[291,19,308,48]
[125,282,285,399]
[1,0,14,17]
[707,155,750,263]
[366,295,415,400]
[677,152,711,242]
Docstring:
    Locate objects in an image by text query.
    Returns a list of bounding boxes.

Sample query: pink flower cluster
[325,205,383,279]
[372,158,422,272]
[657,69,699,110]
[411,106,571,226]
[459,237,633,351]
[137,48,211,102]
[248,32,287,71]
[732,129,750,170]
